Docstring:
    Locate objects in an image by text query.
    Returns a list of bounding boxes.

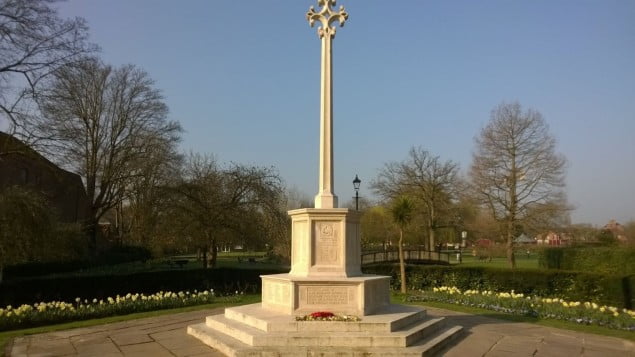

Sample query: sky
[52,0,634,226]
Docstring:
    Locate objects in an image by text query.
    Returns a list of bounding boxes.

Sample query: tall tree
[168,154,285,268]
[372,147,460,250]
[35,58,181,251]
[470,102,567,268]
[0,0,96,134]
[391,196,413,294]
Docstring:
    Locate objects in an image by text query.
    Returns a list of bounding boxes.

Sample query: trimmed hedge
[4,245,153,279]
[363,264,634,309]
[0,267,287,306]
[538,247,635,275]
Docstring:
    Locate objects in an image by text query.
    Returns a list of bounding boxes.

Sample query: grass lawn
[451,255,540,269]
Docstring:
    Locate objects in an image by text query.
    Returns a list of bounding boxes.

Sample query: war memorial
[187,1,463,355]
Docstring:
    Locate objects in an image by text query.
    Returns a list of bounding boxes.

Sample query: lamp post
[352,174,361,211]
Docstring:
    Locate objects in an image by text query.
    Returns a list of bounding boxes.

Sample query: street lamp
[352,174,361,211]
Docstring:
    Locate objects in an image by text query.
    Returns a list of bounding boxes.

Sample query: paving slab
[6,306,634,356]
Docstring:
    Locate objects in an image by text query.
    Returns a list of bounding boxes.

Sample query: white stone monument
[188,1,463,355]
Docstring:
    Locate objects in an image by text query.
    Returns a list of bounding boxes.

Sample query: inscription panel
[306,286,348,305]
[313,221,340,265]
[263,281,290,306]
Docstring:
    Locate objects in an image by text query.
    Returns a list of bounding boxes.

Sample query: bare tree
[0,0,96,135]
[372,147,460,250]
[168,154,285,268]
[120,134,182,248]
[470,102,567,268]
[35,58,181,251]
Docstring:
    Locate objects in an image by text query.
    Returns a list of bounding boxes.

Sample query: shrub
[363,264,633,309]
[4,244,153,279]
[538,247,635,275]
[0,267,287,306]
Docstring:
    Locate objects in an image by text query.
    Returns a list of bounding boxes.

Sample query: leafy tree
[0,0,96,134]
[360,205,395,250]
[470,102,567,268]
[391,196,413,294]
[33,58,181,252]
[373,146,460,250]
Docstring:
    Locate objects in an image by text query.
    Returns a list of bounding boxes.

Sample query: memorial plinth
[261,208,390,316]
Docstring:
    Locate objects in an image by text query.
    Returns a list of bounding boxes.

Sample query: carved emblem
[320,223,334,236]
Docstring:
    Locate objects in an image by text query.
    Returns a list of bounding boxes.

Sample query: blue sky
[55,0,635,226]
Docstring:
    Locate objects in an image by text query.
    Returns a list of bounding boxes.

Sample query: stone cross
[307,0,348,209]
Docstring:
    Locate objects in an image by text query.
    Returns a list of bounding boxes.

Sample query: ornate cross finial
[306,0,348,38]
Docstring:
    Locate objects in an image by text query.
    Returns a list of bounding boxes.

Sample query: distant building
[514,233,535,244]
[0,132,89,223]
[535,231,572,246]
[603,219,627,242]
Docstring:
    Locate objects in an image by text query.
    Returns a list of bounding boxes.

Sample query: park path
[7,306,634,356]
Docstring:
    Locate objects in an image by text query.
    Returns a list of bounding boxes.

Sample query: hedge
[4,245,153,279]
[363,264,634,309]
[538,247,635,275]
[0,267,287,306]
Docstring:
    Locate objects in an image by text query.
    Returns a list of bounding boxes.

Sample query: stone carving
[315,222,339,265]
[306,0,348,39]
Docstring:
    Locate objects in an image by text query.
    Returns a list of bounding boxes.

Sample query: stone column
[307,0,348,209]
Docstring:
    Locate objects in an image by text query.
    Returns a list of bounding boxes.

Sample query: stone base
[187,303,464,356]
[261,273,390,316]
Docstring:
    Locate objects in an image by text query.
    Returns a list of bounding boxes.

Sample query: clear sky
[55,0,635,226]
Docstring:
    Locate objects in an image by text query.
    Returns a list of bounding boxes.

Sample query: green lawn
[451,255,540,269]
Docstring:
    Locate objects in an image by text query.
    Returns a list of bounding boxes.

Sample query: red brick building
[0,132,89,223]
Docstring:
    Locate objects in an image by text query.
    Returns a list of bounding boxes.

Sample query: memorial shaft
[307,0,348,209]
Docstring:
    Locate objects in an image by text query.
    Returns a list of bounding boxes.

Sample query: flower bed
[295,311,360,322]
[408,286,635,331]
[0,289,242,331]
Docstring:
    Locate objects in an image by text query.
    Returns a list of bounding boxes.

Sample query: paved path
[6,306,635,356]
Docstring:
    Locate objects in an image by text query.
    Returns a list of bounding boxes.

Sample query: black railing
[361,249,450,265]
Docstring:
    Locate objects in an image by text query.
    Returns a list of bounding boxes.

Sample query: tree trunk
[85,217,99,256]
[507,220,516,268]
[428,227,435,252]
[210,239,218,268]
[398,229,406,293]
[202,245,209,269]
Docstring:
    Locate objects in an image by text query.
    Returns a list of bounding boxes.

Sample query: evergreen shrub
[363,264,633,308]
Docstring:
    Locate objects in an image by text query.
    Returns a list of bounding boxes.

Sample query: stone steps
[188,322,464,357]
[206,313,446,347]
[188,303,464,356]
[223,303,427,332]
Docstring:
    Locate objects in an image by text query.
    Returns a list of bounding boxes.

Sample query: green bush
[363,264,633,308]
[538,247,635,274]
[4,245,153,279]
[0,267,287,306]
